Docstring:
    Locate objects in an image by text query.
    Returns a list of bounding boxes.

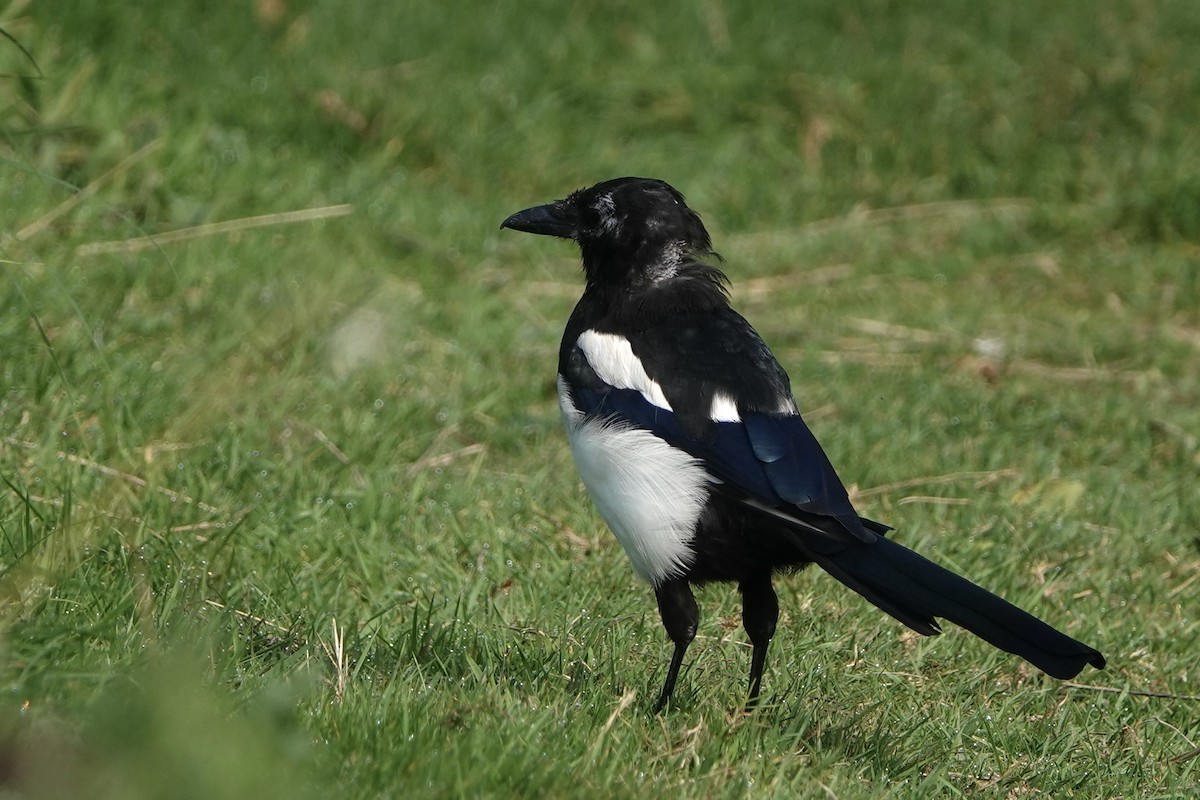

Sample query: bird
[501,177,1105,712]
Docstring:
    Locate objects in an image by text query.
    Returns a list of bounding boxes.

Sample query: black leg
[740,572,778,709]
[652,579,698,713]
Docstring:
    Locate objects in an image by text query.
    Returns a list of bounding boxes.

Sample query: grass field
[2,1,1199,797]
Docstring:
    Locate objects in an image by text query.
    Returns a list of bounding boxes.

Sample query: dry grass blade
[851,317,951,344]
[311,428,351,464]
[1171,746,1200,764]
[320,617,348,703]
[736,264,853,299]
[897,495,972,506]
[16,139,163,242]
[1064,683,1200,702]
[288,416,367,488]
[204,599,293,632]
[591,690,637,754]
[525,279,584,297]
[1167,567,1200,599]
[6,436,224,513]
[1008,360,1159,384]
[407,425,487,476]
[409,443,486,473]
[75,203,355,256]
[168,508,252,535]
[1166,325,1200,350]
[819,350,921,367]
[854,469,1021,500]
[733,198,1033,244]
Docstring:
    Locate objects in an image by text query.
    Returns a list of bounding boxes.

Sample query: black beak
[500,202,576,239]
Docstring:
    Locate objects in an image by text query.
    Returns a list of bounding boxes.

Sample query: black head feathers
[502,177,721,288]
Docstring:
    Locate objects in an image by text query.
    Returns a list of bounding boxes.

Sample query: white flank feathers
[558,376,708,584]
[575,330,672,410]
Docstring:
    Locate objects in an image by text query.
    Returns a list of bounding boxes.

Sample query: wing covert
[560,306,874,540]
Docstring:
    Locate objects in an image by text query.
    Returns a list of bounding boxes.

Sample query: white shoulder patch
[576,330,672,411]
[709,392,740,422]
[558,376,709,585]
[711,392,798,421]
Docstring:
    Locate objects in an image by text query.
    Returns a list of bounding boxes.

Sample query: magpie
[501,177,1105,712]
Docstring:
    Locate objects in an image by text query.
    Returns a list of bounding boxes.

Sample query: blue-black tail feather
[810,534,1105,679]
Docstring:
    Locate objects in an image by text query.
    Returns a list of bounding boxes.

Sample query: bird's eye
[581,207,602,228]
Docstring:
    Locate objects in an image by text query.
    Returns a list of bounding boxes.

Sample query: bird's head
[502,177,716,286]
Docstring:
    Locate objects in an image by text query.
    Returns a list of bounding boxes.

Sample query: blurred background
[2,1,1198,797]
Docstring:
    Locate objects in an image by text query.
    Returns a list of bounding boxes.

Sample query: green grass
[2,1,1198,797]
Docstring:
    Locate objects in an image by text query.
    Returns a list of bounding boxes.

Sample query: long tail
[811,534,1105,679]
